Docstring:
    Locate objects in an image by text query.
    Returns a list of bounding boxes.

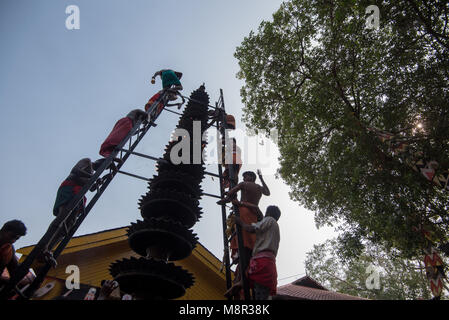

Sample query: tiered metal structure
[109,85,210,299]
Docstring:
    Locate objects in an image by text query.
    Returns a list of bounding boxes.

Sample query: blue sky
[0,0,337,286]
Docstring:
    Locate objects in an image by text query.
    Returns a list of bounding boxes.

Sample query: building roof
[276,276,367,300]
[17,226,230,300]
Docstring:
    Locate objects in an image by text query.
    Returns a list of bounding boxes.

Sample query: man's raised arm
[152,70,163,79]
[257,169,270,196]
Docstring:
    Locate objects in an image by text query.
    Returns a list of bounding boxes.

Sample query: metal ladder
[0,89,177,300]
[215,89,251,300]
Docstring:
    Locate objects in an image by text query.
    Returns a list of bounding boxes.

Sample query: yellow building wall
[19,228,229,300]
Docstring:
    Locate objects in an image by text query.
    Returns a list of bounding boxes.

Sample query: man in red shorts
[234,205,281,300]
[99,109,148,159]
[217,170,270,297]
[40,158,95,265]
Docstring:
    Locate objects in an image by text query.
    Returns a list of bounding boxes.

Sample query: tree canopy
[305,238,438,299]
[235,0,449,259]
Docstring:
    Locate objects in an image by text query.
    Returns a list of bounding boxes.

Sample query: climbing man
[1,220,27,285]
[233,206,281,300]
[217,169,270,298]
[221,138,242,189]
[99,109,148,159]
[40,158,95,265]
[233,205,281,300]
[151,69,183,101]
[0,220,35,298]
[96,109,148,172]
[225,114,236,130]
[145,91,165,115]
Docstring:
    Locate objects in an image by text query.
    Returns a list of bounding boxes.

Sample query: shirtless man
[217,170,270,298]
[217,170,269,215]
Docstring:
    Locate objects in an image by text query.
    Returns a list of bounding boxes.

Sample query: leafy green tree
[235,0,449,258]
[305,239,440,299]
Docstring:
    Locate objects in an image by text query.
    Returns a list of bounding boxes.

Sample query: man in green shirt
[151,69,183,101]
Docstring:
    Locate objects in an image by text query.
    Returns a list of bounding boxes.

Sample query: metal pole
[218,89,251,300]
[216,106,233,293]
[218,163,233,295]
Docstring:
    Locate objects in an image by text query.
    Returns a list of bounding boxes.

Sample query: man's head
[174,71,183,80]
[226,115,236,129]
[242,171,256,182]
[265,206,281,221]
[0,220,27,244]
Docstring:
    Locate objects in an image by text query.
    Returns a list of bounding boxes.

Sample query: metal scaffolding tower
[0,88,250,300]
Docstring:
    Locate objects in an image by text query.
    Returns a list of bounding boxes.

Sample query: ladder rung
[202,192,221,199]
[117,170,150,182]
[119,149,165,163]
[164,109,183,116]
[204,171,220,178]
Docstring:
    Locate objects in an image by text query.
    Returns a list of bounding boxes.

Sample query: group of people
[0,70,184,296]
[42,107,151,262]
[2,68,282,301]
[213,100,281,301]
[218,166,281,300]
[41,69,184,264]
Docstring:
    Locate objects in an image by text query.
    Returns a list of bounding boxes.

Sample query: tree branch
[406,0,449,49]
[331,60,357,116]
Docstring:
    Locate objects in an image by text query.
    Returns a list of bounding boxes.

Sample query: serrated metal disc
[109,257,194,300]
